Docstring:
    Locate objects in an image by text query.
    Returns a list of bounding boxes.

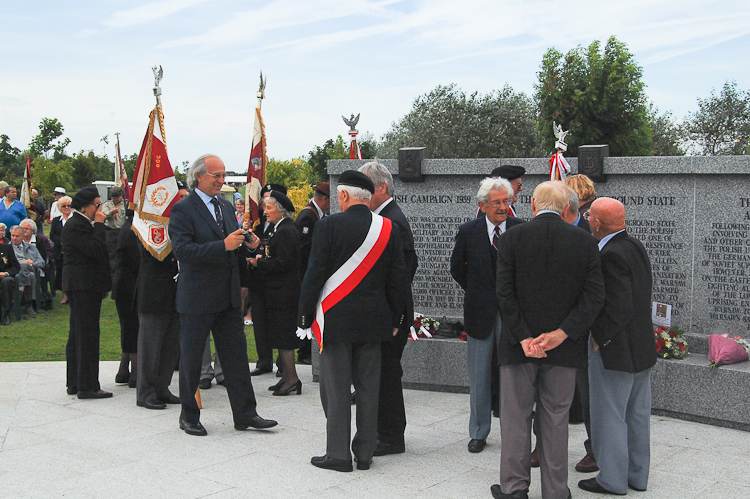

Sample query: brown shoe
[530,447,539,468]
[575,453,599,473]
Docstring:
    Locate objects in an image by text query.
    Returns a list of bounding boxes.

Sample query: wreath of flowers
[654,326,688,359]
[409,314,440,340]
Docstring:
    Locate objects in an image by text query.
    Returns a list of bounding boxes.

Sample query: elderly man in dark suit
[578,197,656,496]
[491,181,604,499]
[451,177,523,454]
[168,154,277,436]
[298,170,405,472]
[358,162,418,457]
[0,240,20,325]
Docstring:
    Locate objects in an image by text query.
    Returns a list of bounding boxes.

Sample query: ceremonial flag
[20,154,32,209]
[129,105,179,260]
[114,134,131,201]
[549,151,571,181]
[349,131,362,160]
[244,106,266,224]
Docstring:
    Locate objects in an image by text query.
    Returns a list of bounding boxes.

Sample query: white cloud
[103,0,213,29]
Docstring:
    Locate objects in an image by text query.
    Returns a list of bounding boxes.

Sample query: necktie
[210,198,224,231]
[493,226,500,250]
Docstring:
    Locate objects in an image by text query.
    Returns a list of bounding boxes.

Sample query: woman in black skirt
[248,191,302,395]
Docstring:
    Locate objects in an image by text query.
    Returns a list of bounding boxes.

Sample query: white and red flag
[20,154,32,210]
[114,133,131,201]
[349,131,362,160]
[244,105,267,225]
[549,150,571,181]
[129,105,179,260]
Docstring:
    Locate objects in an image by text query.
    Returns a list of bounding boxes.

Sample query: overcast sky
[2,0,749,174]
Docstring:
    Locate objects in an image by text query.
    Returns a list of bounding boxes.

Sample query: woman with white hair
[49,195,73,304]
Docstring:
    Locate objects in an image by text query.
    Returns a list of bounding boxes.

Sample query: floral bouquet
[654,326,688,359]
[708,334,750,368]
[409,314,440,341]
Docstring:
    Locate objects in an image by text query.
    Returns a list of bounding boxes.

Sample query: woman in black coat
[64,187,113,399]
[248,191,301,395]
[48,195,73,304]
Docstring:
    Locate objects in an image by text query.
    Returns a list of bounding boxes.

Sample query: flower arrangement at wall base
[409,314,440,341]
[708,334,750,368]
[654,326,689,359]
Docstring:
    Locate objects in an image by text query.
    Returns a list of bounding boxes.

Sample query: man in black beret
[491,165,525,218]
[298,170,405,472]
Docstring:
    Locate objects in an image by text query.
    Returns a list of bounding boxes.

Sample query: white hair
[264,197,293,220]
[20,218,37,234]
[476,177,513,203]
[186,154,219,189]
[358,162,393,196]
[337,184,372,201]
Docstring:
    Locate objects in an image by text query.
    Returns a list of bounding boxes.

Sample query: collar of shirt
[373,197,394,215]
[195,188,220,222]
[573,213,581,226]
[30,235,37,243]
[535,209,561,218]
[598,229,626,251]
[311,199,324,218]
[485,216,506,245]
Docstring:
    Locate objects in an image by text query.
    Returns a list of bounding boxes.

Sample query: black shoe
[299,356,312,365]
[128,379,137,388]
[77,390,113,399]
[273,380,302,396]
[234,415,278,430]
[1,313,10,326]
[493,407,500,418]
[268,380,283,391]
[468,438,486,453]
[115,372,130,384]
[66,387,77,395]
[250,367,272,376]
[137,399,167,410]
[629,484,647,492]
[311,455,353,472]
[578,478,625,495]
[157,392,181,404]
[373,440,405,456]
[180,417,207,436]
[24,305,36,316]
[354,457,371,470]
[490,484,528,499]
[216,379,225,386]
[198,378,212,390]
[276,369,283,378]
[351,390,356,404]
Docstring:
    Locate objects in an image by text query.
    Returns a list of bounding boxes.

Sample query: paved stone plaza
[1,361,749,498]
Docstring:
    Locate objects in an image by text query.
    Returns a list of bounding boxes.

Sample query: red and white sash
[297,212,393,352]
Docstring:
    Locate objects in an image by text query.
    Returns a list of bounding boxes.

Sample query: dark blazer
[295,201,322,277]
[254,217,301,308]
[379,200,419,330]
[496,212,604,368]
[111,218,140,303]
[62,211,112,293]
[30,234,52,262]
[576,215,591,233]
[591,231,656,373]
[0,243,20,277]
[137,245,179,314]
[298,203,406,344]
[451,215,524,339]
[169,191,242,315]
[49,215,69,261]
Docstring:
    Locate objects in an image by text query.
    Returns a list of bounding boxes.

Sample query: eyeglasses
[92,202,102,209]
[59,204,71,208]
[204,172,226,180]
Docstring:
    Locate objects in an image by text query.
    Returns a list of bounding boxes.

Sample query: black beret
[268,190,295,213]
[491,164,526,180]
[71,186,100,210]
[338,170,374,194]
[261,183,287,196]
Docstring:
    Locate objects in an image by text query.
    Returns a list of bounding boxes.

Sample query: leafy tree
[0,134,23,182]
[648,105,684,156]
[357,132,378,159]
[379,83,541,159]
[307,135,350,183]
[29,118,71,159]
[70,151,98,187]
[32,157,74,197]
[535,36,652,156]
[685,81,750,155]
[266,157,316,188]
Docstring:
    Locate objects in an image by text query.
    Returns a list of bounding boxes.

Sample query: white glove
[296,327,312,340]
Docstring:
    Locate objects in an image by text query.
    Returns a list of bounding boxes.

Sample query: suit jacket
[298,203,406,344]
[295,201,322,278]
[137,245,179,314]
[576,216,591,233]
[61,211,112,293]
[254,217,301,308]
[49,215,68,261]
[451,215,524,339]
[0,243,20,277]
[496,212,604,368]
[591,231,656,373]
[169,191,242,315]
[13,242,44,270]
[111,218,140,304]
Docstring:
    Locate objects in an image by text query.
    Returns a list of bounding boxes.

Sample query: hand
[249,255,262,267]
[94,206,106,224]
[590,336,599,352]
[245,231,260,250]
[296,327,312,340]
[224,229,245,251]
[393,328,399,337]
[521,337,547,358]
[24,259,34,266]
[528,328,568,353]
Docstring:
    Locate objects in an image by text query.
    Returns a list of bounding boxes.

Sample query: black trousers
[137,312,180,404]
[0,276,14,312]
[66,290,104,392]
[249,291,273,371]
[377,330,408,445]
[179,308,258,425]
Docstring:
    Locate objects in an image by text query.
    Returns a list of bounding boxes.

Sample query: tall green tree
[685,81,750,155]
[29,118,71,159]
[32,157,74,197]
[535,36,652,156]
[648,105,684,156]
[379,84,541,158]
[307,135,350,183]
[0,134,23,183]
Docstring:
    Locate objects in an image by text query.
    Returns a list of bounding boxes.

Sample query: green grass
[0,297,259,363]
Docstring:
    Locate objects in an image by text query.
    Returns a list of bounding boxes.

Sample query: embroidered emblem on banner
[150,226,166,245]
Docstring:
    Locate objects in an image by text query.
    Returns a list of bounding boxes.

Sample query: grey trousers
[136,312,181,404]
[319,340,381,462]
[200,334,223,382]
[467,312,501,440]
[589,343,652,494]
[17,262,37,299]
[500,363,576,499]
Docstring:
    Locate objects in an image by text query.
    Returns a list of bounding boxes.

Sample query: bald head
[589,197,626,241]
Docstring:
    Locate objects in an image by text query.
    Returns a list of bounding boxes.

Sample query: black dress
[253,217,301,350]
[49,215,70,291]
[111,217,140,353]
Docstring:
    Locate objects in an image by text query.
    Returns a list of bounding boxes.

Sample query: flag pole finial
[256,71,266,109]
[553,121,569,152]
[152,65,164,107]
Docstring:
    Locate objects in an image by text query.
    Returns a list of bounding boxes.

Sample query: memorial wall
[329,156,750,337]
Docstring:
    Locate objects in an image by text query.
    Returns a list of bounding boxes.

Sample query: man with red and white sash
[297,170,405,472]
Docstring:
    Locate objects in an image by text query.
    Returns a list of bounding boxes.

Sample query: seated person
[0,239,20,325]
[10,225,44,315]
